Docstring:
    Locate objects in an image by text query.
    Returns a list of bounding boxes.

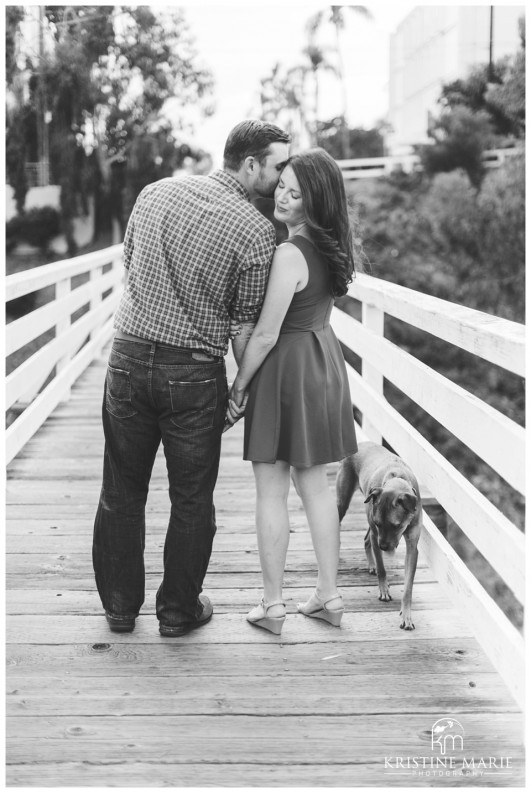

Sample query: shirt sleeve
[229,226,276,323]
[122,205,136,270]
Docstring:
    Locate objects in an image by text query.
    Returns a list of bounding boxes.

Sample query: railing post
[89,264,105,345]
[361,301,384,444]
[55,276,72,401]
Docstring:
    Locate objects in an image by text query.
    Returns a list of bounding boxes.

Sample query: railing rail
[5,244,124,463]
[337,147,521,180]
[331,272,525,705]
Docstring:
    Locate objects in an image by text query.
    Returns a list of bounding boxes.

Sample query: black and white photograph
[4,1,526,787]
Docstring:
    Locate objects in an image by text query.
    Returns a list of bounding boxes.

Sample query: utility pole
[488,6,494,82]
[37,5,50,185]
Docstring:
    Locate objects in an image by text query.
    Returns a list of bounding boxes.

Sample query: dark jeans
[93,338,227,625]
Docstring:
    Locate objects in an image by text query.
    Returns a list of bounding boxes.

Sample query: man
[93,120,290,637]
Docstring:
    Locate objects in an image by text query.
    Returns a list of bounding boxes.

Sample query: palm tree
[301,43,339,144]
[308,5,373,158]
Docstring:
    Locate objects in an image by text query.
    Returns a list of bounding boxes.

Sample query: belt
[114,330,222,362]
[115,330,152,344]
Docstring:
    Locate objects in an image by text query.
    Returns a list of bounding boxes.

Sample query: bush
[6,206,61,253]
[6,215,23,252]
[419,155,525,321]
[418,106,494,188]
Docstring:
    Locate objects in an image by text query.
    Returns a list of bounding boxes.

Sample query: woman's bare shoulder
[274,240,306,265]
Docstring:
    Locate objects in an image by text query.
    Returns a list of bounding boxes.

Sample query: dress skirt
[243,324,357,468]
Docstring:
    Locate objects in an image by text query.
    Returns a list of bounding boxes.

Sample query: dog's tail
[336,457,358,523]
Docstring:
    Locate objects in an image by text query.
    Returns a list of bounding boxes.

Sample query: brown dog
[336,441,422,630]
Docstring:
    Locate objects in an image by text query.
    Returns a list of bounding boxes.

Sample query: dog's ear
[364,487,383,504]
[397,493,418,513]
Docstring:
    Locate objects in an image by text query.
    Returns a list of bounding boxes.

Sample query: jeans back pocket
[169,379,217,431]
[106,365,138,419]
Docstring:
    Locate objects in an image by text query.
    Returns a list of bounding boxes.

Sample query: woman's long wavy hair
[287,148,358,297]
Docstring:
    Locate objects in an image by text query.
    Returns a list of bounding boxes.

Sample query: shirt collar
[209,169,250,201]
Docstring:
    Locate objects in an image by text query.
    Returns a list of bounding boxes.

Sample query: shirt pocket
[169,379,217,431]
[106,366,138,419]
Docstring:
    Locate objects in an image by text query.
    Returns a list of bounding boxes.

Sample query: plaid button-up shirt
[113,170,276,356]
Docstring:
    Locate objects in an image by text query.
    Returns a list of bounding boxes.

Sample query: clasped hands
[223,386,248,433]
[224,318,246,433]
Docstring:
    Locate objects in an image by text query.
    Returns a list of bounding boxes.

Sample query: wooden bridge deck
[5,349,525,787]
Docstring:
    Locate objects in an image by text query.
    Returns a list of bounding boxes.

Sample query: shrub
[6,206,61,253]
[6,215,24,252]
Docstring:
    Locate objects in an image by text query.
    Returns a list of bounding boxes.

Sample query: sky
[168,1,415,166]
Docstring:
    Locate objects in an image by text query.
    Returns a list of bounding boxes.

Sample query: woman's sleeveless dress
[243,235,357,467]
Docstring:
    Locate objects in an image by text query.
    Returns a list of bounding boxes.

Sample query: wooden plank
[6,759,526,788]
[6,673,518,716]
[5,569,437,593]
[5,582,446,615]
[4,514,366,536]
[5,714,525,764]
[6,527,371,553]
[5,611,474,644]
[5,548,425,572]
[5,637,496,678]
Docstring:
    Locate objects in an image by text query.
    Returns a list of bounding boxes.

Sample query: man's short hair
[223,120,290,171]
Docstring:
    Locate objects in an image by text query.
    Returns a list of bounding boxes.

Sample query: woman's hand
[223,383,248,432]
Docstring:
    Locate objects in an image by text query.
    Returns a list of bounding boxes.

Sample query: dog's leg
[364,528,376,574]
[336,458,358,523]
[370,533,392,601]
[399,527,420,630]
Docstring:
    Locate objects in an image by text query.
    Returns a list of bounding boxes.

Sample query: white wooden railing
[331,274,525,707]
[337,148,520,180]
[5,244,124,463]
[5,249,525,706]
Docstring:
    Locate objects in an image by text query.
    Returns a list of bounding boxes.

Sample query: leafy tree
[6,7,30,214]
[5,6,25,83]
[5,6,214,248]
[417,16,524,188]
[317,118,384,159]
[419,106,494,189]
[260,62,311,146]
[486,16,525,137]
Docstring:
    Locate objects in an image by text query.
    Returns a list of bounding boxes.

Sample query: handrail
[330,273,525,706]
[5,245,124,462]
[337,148,521,179]
[346,273,525,375]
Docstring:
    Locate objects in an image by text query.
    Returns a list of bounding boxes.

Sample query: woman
[227,148,358,634]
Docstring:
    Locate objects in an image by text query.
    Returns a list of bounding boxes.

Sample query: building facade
[387,5,524,154]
